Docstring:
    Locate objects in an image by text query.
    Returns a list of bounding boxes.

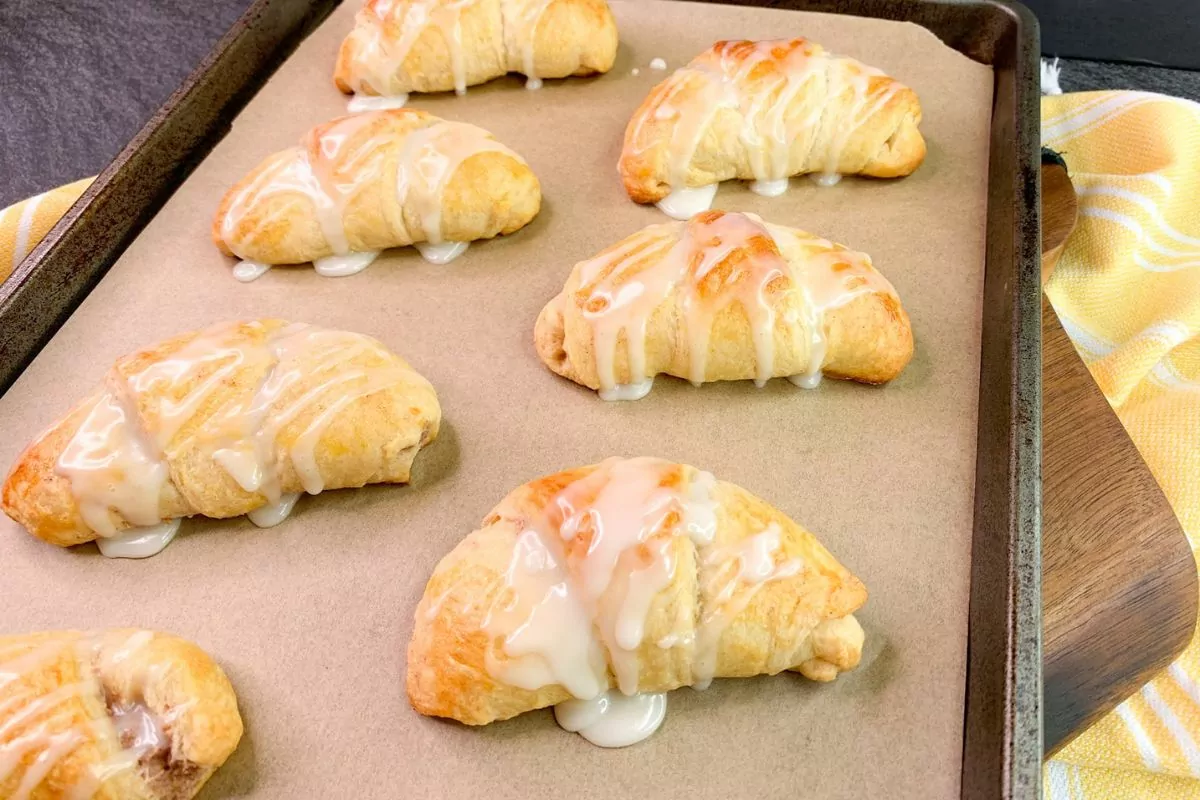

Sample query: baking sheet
[0,1,994,797]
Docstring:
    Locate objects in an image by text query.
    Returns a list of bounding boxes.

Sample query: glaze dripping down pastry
[334,0,618,102]
[0,629,242,800]
[619,39,926,217]
[535,210,913,400]
[212,109,541,278]
[407,457,868,746]
[1,320,441,555]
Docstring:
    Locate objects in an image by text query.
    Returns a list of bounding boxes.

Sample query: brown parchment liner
[0,1,993,797]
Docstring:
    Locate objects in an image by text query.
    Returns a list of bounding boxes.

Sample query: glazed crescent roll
[408,457,867,740]
[334,0,619,99]
[212,109,541,278]
[620,39,926,217]
[1,320,440,555]
[0,629,242,800]
[535,210,913,400]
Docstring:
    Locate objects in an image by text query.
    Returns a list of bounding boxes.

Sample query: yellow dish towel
[1044,90,1200,797]
[0,177,93,284]
[1,90,1198,798]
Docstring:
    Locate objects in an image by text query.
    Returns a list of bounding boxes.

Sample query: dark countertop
[1,0,1199,209]
[1021,0,1199,70]
[1057,57,1200,103]
[0,0,246,208]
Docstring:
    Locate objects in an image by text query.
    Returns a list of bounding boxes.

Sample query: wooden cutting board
[1040,160,1198,754]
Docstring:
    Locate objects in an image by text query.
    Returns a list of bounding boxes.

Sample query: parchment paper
[0,2,993,797]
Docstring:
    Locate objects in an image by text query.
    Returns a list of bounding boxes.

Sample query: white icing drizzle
[219,114,379,267]
[597,378,655,403]
[347,93,409,112]
[635,55,738,214]
[656,631,694,649]
[219,150,321,258]
[813,54,900,185]
[574,224,676,396]
[54,321,421,547]
[232,260,271,282]
[478,458,805,741]
[247,493,301,528]
[692,524,802,689]
[749,178,789,197]
[629,39,901,204]
[483,458,718,704]
[766,221,896,389]
[181,322,418,497]
[95,519,181,559]
[554,690,667,748]
[219,111,523,274]
[788,372,824,390]
[313,251,380,277]
[110,702,167,755]
[347,0,556,97]
[414,240,469,264]
[349,0,474,97]
[578,212,781,395]
[57,378,169,537]
[572,211,897,398]
[7,730,85,800]
[300,113,387,257]
[507,0,555,90]
[396,120,521,246]
[654,184,717,220]
[649,58,667,71]
[104,631,156,667]
[483,522,608,699]
[0,632,161,797]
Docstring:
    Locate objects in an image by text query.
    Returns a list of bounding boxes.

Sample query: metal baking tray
[0,0,1042,796]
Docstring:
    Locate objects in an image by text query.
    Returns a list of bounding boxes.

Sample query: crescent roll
[1,320,441,554]
[212,109,541,276]
[408,457,868,734]
[620,39,925,216]
[0,629,242,800]
[334,0,619,98]
[535,210,913,400]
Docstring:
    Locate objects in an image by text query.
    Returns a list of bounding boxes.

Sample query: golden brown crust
[619,39,926,204]
[406,461,868,726]
[212,109,541,265]
[0,629,242,800]
[533,212,914,393]
[1,320,441,547]
[333,0,618,96]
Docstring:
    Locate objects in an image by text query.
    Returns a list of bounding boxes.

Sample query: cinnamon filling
[106,697,209,800]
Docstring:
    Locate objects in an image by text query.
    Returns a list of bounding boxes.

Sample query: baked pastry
[0,629,242,799]
[619,39,926,218]
[1,320,441,555]
[408,457,867,745]
[334,0,618,102]
[212,109,541,278]
[535,210,913,400]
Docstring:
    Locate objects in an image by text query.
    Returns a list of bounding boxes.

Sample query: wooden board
[1041,160,1198,754]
